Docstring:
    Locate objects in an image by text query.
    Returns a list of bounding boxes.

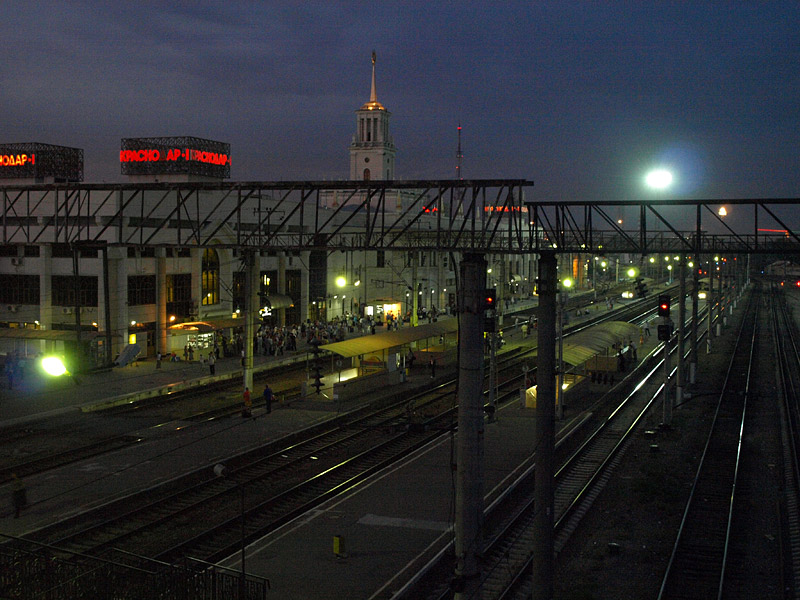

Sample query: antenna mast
[456,122,463,180]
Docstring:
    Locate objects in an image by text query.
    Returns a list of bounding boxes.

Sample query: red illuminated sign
[0,153,35,167]
[484,206,529,213]
[120,148,230,166]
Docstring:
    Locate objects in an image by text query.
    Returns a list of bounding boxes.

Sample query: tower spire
[370,50,378,103]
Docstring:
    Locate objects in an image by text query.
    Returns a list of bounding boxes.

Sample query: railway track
[396,295,713,600]
[4,292,675,593]
[20,385,461,564]
[770,286,800,598]
[0,295,657,486]
[655,289,758,599]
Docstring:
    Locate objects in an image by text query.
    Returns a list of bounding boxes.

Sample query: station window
[52,275,98,306]
[127,275,156,306]
[202,248,220,305]
[0,274,40,304]
[166,273,192,317]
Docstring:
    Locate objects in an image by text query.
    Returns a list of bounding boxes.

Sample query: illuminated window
[202,248,220,305]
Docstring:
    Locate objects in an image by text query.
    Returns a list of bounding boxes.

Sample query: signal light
[483,289,496,311]
[658,294,670,317]
[635,278,648,299]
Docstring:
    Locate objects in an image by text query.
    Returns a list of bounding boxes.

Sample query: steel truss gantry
[1,180,798,255]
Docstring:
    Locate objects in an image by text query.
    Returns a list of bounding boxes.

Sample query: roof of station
[320,318,458,358]
[561,321,641,366]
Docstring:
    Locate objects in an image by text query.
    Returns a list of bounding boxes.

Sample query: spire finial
[370,50,378,103]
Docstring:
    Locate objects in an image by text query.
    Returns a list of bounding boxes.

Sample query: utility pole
[676,258,686,404]
[453,253,486,599]
[658,295,672,426]
[690,261,699,384]
[532,251,557,600]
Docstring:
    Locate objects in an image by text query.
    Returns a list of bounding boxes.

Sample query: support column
[453,253,486,599]
[411,251,419,327]
[532,251,557,600]
[498,255,506,326]
[72,246,83,369]
[156,248,167,358]
[102,245,113,367]
[690,263,699,384]
[707,258,713,354]
[278,252,287,327]
[39,246,53,354]
[242,250,258,392]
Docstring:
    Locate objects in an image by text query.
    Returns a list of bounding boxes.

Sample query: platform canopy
[560,321,641,366]
[262,294,294,310]
[169,317,245,333]
[320,318,458,358]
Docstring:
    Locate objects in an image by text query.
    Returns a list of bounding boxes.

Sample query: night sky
[4,2,798,203]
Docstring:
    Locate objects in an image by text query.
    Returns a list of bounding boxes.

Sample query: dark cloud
[3,1,798,198]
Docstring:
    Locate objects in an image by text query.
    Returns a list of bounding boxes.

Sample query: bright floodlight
[562,278,573,288]
[335,276,346,287]
[41,356,68,377]
[627,267,637,278]
[718,206,727,217]
[645,169,673,190]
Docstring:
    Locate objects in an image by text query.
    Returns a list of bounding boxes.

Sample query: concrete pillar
[410,251,419,327]
[115,252,130,353]
[278,252,287,327]
[192,248,203,319]
[301,251,310,323]
[156,249,167,356]
[39,246,53,353]
[101,245,113,366]
[532,251,557,600]
[453,253,486,599]
[243,249,258,392]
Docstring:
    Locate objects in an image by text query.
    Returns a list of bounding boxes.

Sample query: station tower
[349,52,396,181]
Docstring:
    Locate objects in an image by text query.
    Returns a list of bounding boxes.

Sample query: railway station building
[0,57,536,368]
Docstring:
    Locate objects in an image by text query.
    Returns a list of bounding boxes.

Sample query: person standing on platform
[208,351,216,375]
[242,387,252,418]
[183,345,189,362]
[263,384,273,414]
[429,358,436,379]
[10,473,26,518]
[156,352,162,369]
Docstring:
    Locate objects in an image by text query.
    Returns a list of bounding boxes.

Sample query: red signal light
[483,289,496,311]
[658,294,671,317]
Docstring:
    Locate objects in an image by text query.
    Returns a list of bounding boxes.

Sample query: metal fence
[0,536,269,600]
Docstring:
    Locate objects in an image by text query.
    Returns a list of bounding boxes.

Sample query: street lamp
[645,169,673,190]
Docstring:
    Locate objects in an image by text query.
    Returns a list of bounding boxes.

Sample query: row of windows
[0,274,192,308]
